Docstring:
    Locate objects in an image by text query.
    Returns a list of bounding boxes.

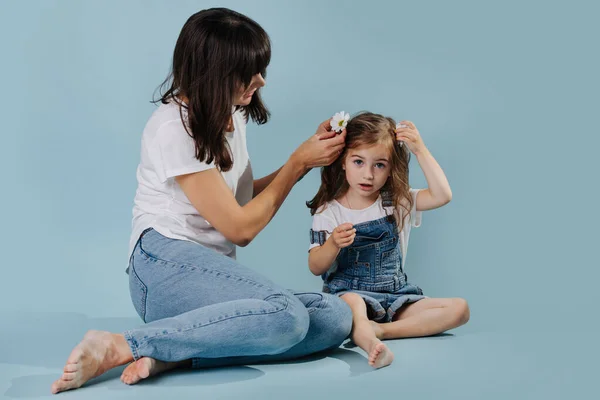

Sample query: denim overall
[310,215,425,322]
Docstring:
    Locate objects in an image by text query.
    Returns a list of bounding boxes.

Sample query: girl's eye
[353,160,363,166]
[375,163,386,169]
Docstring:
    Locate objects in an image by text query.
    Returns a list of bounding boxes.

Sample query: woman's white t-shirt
[128,101,253,265]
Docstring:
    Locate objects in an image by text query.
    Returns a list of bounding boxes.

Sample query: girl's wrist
[414,146,431,158]
[325,237,341,251]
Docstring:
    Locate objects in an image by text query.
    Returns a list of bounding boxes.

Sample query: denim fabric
[124,229,352,366]
[321,216,426,322]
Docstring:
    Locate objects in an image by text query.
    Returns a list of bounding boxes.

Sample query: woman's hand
[395,120,427,156]
[291,119,346,169]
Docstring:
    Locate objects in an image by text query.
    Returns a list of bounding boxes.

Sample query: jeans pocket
[380,245,400,274]
[353,231,387,246]
[347,245,376,278]
[128,257,148,322]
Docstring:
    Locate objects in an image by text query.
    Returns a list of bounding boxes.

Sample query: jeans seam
[123,330,141,361]
[135,293,290,347]
[313,293,328,315]
[137,244,273,291]
[129,255,148,322]
[292,292,327,315]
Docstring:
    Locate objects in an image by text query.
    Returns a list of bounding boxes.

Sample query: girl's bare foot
[351,319,394,368]
[370,321,385,339]
[368,341,394,369]
[120,357,186,385]
[51,330,132,394]
[340,293,394,369]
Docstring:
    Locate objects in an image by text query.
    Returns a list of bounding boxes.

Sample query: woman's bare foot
[368,341,394,369]
[120,357,186,385]
[51,330,132,394]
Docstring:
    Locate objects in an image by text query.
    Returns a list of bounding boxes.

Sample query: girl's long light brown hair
[306,112,413,231]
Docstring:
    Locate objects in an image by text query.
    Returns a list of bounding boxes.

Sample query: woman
[51,8,351,394]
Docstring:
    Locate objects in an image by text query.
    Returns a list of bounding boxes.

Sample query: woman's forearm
[253,167,281,197]
[236,155,305,245]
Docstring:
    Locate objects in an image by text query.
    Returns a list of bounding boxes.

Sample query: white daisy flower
[330,111,350,133]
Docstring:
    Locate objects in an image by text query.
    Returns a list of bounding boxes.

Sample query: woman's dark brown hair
[155,8,271,171]
[307,112,413,231]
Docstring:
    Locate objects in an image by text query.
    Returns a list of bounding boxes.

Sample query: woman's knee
[318,294,352,345]
[264,292,310,352]
[279,292,351,350]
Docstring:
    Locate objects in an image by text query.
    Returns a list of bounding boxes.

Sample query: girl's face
[233,73,266,106]
[342,142,392,199]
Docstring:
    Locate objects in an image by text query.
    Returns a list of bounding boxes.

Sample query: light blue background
[1,1,598,399]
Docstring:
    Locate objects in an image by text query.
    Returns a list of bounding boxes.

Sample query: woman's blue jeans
[124,229,352,368]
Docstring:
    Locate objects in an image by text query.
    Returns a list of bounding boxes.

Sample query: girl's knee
[340,292,363,305]
[451,298,470,326]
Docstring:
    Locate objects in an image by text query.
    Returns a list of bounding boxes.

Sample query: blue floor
[2,1,599,399]
[1,311,596,399]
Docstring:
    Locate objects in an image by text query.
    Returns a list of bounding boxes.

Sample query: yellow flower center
[338,120,344,127]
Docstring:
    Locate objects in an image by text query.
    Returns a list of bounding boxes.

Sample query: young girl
[307,112,470,369]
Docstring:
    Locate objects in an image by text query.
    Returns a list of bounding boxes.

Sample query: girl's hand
[330,223,356,249]
[292,119,346,169]
[395,120,427,155]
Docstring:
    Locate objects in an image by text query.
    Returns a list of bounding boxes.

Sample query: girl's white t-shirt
[309,189,422,269]
[128,101,253,265]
